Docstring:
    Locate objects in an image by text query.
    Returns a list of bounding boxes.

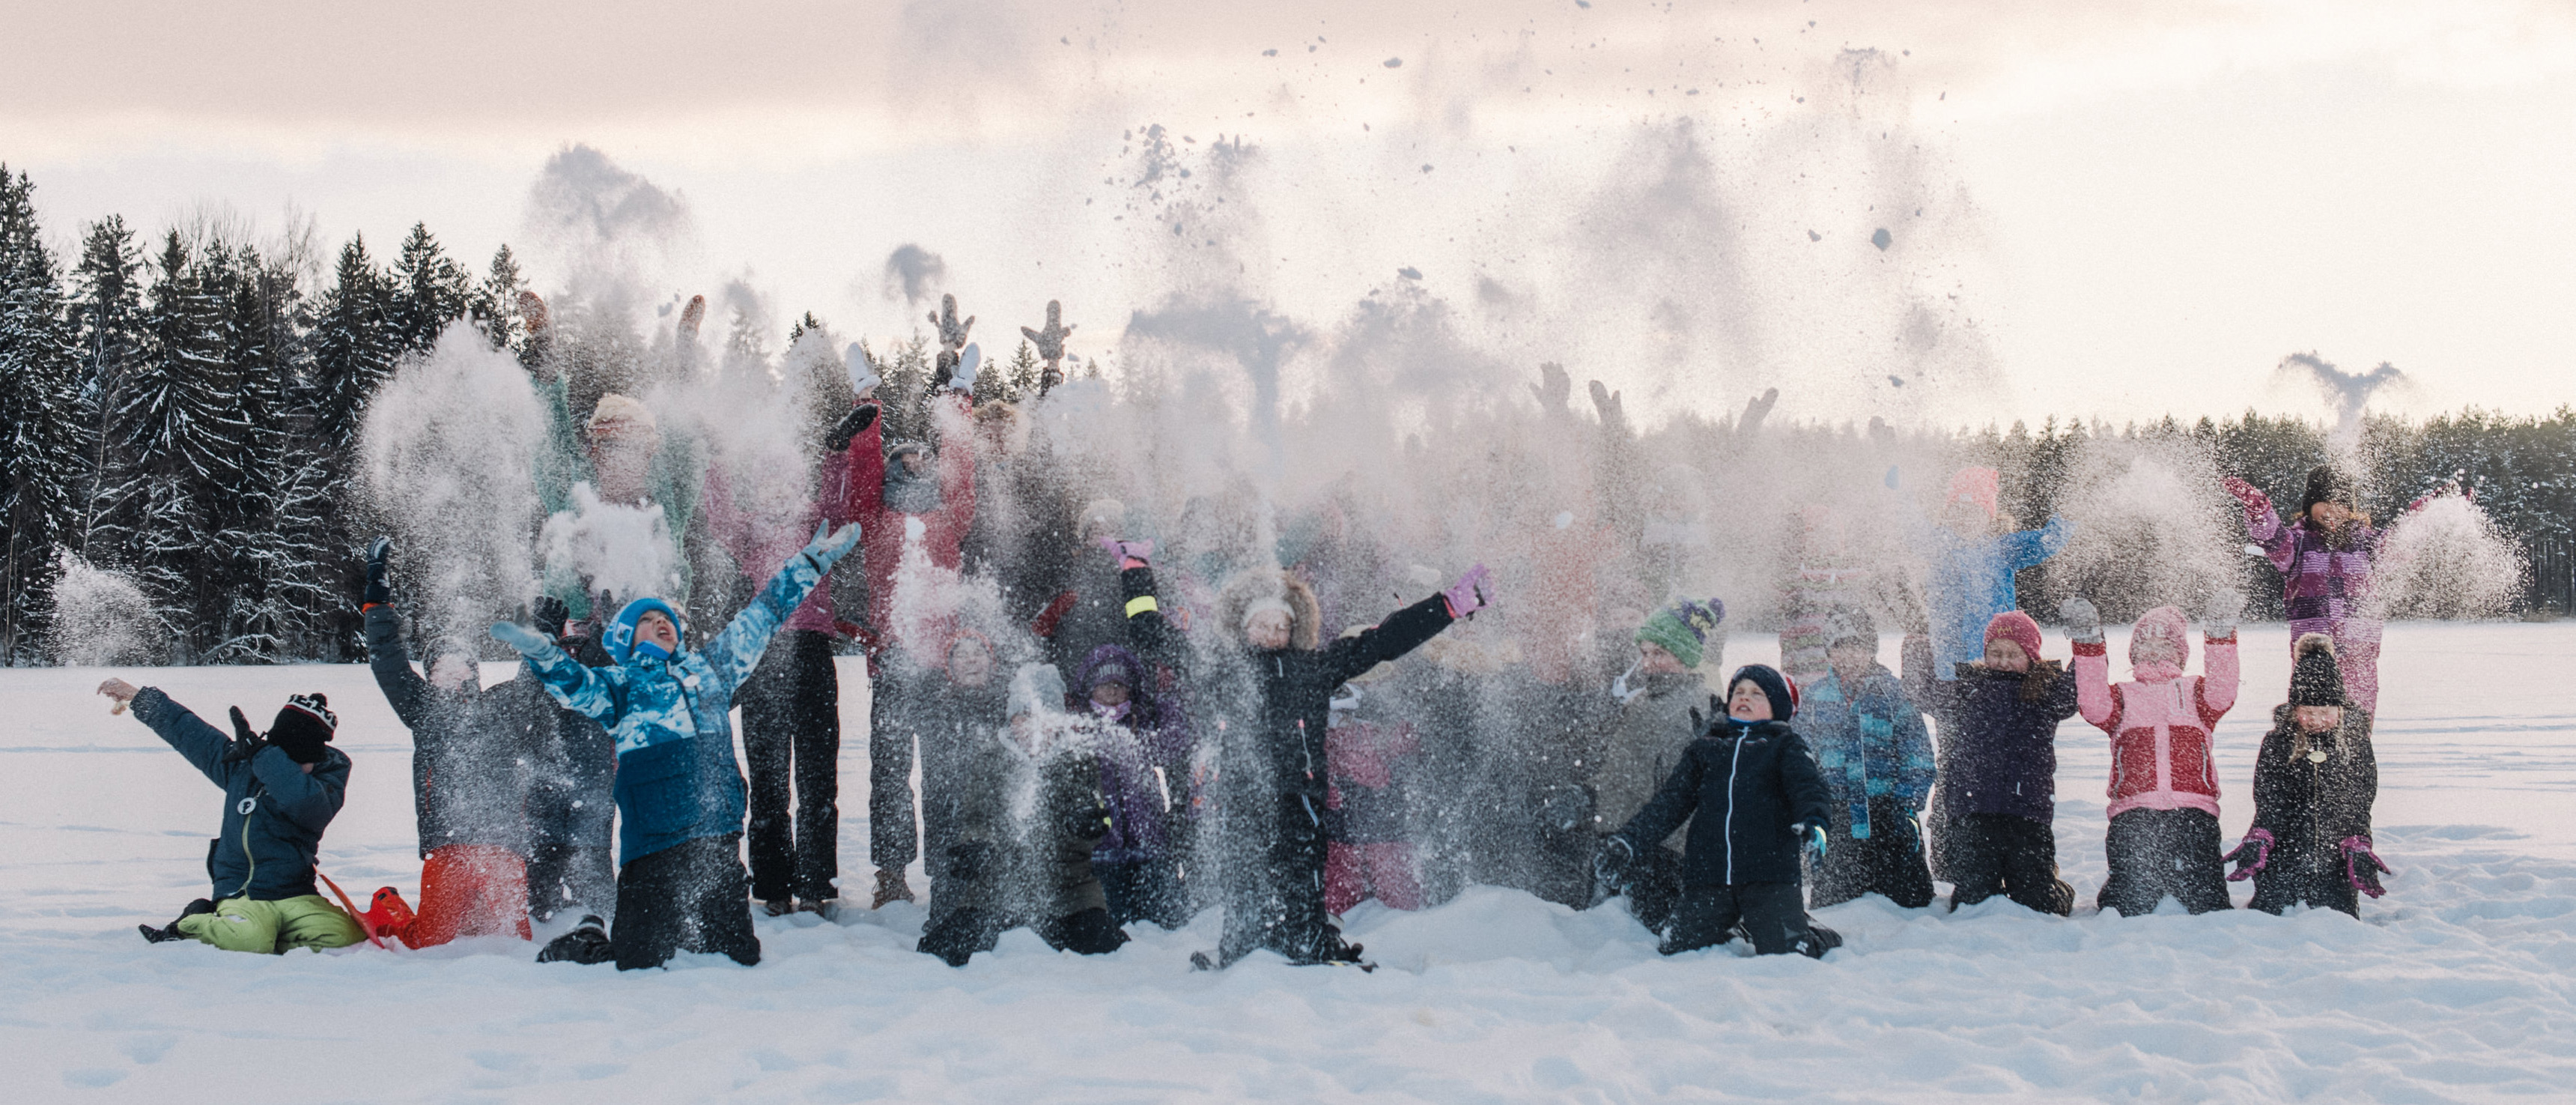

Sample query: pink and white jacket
[2073,605,2240,819]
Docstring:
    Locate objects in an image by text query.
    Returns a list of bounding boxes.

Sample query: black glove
[1063,794,1111,842]
[1593,836,1636,890]
[825,404,881,451]
[531,595,571,641]
[222,706,269,764]
[362,536,394,606]
[947,841,992,883]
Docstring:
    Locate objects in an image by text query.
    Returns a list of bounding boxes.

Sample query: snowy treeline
[2,161,2570,664]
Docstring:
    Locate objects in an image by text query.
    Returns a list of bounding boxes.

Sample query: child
[109,680,368,954]
[2225,467,2386,712]
[1800,609,1936,909]
[1903,611,2080,915]
[1587,599,1725,932]
[2066,595,2241,916]
[1075,641,1191,928]
[357,538,536,948]
[492,521,860,969]
[1598,665,1839,957]
[2229,635,2390,916]
[1197,560,1489,968]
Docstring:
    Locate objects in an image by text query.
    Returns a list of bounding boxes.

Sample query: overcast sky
[7,0,2572,428]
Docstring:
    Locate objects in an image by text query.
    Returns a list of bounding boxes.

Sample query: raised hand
[2059,596,2103,644]
[362,536,395,607]
[1588,380,1626,433]
[1740,387,1781,434]
[1099,537,1154,569]
[845,342,883,397]
[825,404,880,451]
[2203,587,2245,639]
[677,294,707,342]
[930,294,975,352]
[1529,362,1572,414]
[1021,300,1075,363]
[2222,476,2271,520]
[1442,563,1494,618]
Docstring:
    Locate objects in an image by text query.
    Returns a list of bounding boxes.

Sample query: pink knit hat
[1946,467,2000,518]
[2128,605,2193,667]
[1984,611,2044,662]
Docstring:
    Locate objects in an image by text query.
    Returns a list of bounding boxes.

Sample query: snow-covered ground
[4,623,2573,1102]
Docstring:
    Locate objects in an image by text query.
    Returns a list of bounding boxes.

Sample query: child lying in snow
[2227,634,2390,916]
[1598,665,1841,958]
[106,680,369,954]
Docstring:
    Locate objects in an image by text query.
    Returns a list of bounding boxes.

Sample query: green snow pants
[174,894,368,954]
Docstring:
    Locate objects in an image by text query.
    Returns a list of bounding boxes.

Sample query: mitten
[2340,835,2392,898]
[2059,596,2103,645]
[1099,537,1154,569]
[1442,563,1494,618]
[1795,822,1830,861]
[1593,836,1636,889]
[949,342,982,393]
[800,521,863,575]
[530,595,571,641]
[2222,828,2274,881]
[490,620,554,657]
[362,536,394,606]
[222,706,268,764]
[2222,476,2272,524]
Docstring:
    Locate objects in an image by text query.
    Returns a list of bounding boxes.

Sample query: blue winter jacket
[1925,515,2073,676]
[133,688,350,902]
[1799,664,1935,839]
[506,546,829,865]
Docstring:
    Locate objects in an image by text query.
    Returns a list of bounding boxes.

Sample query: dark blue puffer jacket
[133,688,350,902]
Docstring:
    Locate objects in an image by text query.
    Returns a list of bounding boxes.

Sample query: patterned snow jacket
[2074,609,2241,820]
[2246,507,2381,632]
[133,688,351,902]
[508,548,830,865]
[1800,664,1935,839]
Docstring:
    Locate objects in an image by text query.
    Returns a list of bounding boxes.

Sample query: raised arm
[127,687,241,789]
[362,603,431,729]
[699,523,859,699]
[2062,596,2119,733]
[249,745,344,833]
[2002,514,2074,571]
[490,622,618,724]
[1319,593,1455,687]
[1614,742,1707,848]
[2195,632,2241,727]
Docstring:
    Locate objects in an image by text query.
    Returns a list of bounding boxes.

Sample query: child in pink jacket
[2063,595,2242,915]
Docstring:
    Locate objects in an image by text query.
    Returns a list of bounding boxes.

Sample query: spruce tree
[387,222,469,357]
[67,216,148,565]
[468,244,529,357]
[0,169,83,662]
[309,234,395,452]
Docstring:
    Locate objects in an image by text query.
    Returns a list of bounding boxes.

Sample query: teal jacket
[134,688,350,901]
[502,537,836,864]
[1800,664,1935,839]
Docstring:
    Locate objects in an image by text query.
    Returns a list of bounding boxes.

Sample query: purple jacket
[1904,637,2079,822]
[1075,644,1186,865]
[2247,508,2381,629]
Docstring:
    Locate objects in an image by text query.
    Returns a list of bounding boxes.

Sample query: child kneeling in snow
[2228,634,2390,916]
[492,521,860,969]
[2066,594,2242,916]
[1903,611,2080,915]
[1800,608,1936,909]
[108,681,369,954]
[1597,665,1840,958]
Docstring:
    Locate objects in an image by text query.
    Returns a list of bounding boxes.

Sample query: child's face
[1091,681,1130,708]
[1727,679,1772,721]
[948,642,994,687]
[1982,638,2030,673]
[1245,610,1292,651]
[635,611,680,654]
[429,654,478,691]
[1827,641,1876,682]
[2132,634,2183,668]
[899,451,928,475]
[1636,640,1685,675]
[2294,704,2344,734]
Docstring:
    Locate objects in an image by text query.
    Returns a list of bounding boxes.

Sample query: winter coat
[1588,669,1710,848]
[514,545,829,865]
[701,437,868,638]
[1800,663,1935,839]
[2249,703,2378,887]
[2074,612,2241,820]
[1211,593,1454,823]
[931,717,1113,923]
[1904,638,2080,823]
[2247,507,2381,634]
[1615,718,1833,887]
[365,604,539,858]
[523,673,618,853]
[1324,685,1420,846]
[133,688,351,902]
[532,375,706,620]
[852,394,976,638]
[1923,515,2074,676]
[1075,645,1183,865]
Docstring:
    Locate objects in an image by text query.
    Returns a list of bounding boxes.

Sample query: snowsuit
[1612,718,1837,957]
[363,604,540,947]
[501,539,840,969]
[914,719,1128,966]
[1077,643,1192,929]
[2246,704,2379,916]
[1918,514,2071,879]
[131,688,367,954]
[1585,668,1710,931]
[532,376,706,621]
[522,637,617,924]
[2075,609,2241,916]
[1903,638,2081,915]
[1203,579,1459,966]
[2246,509,2384,712]
[1800,664,1936,909]
[702,441,869,908]
[1322,684,1424,915]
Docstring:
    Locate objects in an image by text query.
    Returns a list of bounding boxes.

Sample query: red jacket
[853,393,978,641]
[2074,606,2240,819]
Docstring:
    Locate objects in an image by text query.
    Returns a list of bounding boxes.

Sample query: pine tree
[309,234,395,452]
[468,244,528,357]
[386,222,469,357]
[119,232,249,658]
[0,168,84,662]
[67,216,148,565]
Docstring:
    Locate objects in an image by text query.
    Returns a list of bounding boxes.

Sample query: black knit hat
[1728,664,1798,722]
[268,693,338,764]
[2288,634,2347,707]
[2300,465,2356,517]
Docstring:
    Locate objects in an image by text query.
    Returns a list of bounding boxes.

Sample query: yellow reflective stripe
[1125,596,1159,618]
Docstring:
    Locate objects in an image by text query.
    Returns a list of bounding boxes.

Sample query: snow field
[2,623,2573,1102]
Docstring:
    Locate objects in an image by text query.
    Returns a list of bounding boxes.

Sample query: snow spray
[359,330,550,647]
[47,552,159,667]
[2370,491,2524,620]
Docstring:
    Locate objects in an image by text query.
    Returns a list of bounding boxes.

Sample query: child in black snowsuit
[2228,634,2390,916]
[1903,611,2081,915]
[1599,665,1840,958]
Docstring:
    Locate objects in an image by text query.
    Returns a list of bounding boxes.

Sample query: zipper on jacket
[1722,725,1744,885]
[234,787,258,900]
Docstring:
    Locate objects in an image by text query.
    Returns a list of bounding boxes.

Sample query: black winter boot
[139,899,216,944]
[536,915,615,964]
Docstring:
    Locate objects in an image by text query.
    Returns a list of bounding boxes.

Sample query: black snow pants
[1603,839,1685,935]
[1662,882,1841,958]
[611,833,760,970]
[740,629,842,904]
[868,667,920,874]
[1947,813,2074,915]
[526,841,617,924]
[1810,797,1937,909]
[1218,796,1354,966]
[2247,835,2361,918]
[1099,856,1191,930]
[2099,808,2232,916]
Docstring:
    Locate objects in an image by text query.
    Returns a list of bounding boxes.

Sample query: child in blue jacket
[493,521,860,969]
[1799,610,1936,909]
